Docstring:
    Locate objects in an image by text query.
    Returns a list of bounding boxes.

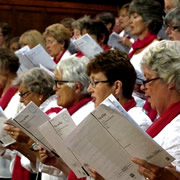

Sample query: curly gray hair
[14,67,55,97]
[141,40,180,92]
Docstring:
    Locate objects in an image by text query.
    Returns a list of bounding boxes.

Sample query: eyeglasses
[19,91,30,98]
[137,77,161,86]
[165,24,180,32]
[89,80,109,88]
[54,80,75,88]
[45,39,57,46]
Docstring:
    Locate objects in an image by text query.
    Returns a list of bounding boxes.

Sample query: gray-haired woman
[165,7,180,41]
[3,68,66,180]
[132,40,180,180]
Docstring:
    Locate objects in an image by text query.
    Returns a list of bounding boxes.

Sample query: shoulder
[128,107,152,131]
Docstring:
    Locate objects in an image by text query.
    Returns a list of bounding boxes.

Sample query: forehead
[19,83,28,92]
[45,35,56,41]
[90,72,107,79]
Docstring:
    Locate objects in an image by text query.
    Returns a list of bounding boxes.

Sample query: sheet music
[24,44,56,70]
[108,32,129,53]
[7,102,54,152]
[74,33,104,59]
[0,107,16,147]
[64,95,174,180]
[38,109,89,178]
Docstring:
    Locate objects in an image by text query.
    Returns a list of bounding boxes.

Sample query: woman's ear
[168,82,176,90]
[113,80,123,97]
[74,82,83,93]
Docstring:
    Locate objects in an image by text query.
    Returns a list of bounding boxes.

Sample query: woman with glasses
[2,67,60,180]
[164,7,180,41]
[37,56,94,179]
[43,23,71,64]
[67,49,152,180]
[130,40,180,180]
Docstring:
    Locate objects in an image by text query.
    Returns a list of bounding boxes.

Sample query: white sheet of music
[0,107,16,147]
[24,44,56,70]
[64,95,174,180]
[7,102,53,151]
[38,109,89,178]
[74,33,104,59]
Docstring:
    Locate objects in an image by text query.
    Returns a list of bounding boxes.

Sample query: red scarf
[67,97,136,180]
[146,101,180,138]
[54,49,66,64]
[143,100,157,121]
[0,86,18,110]
[123,97,136,111]
[46,97,92,116]
[11,155,30,180]
[129,32,157,59]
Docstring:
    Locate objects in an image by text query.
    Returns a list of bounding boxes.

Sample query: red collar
[146,101,180,138]
[129,32,157,59]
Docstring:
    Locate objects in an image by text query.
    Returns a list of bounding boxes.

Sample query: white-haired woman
[38,56,94,179]
[131,40,180,180]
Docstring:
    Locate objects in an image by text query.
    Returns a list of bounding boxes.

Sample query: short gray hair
[165,7,180,31]
[55,56,90,95]
[14,67,54,97]
[141,40,180,92]
[129,0,163,34]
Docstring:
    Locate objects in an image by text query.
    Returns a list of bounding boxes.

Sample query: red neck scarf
[0,86,18,110]
[54,49,66,64]
[123,97,136,111]
[143,100,157,122]
[129,32,157,59]
[146,101,180,138]
[11,155,30,180]
[46,97,91,116]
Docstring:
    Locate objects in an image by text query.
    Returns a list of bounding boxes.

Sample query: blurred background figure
[164,0,180,14]
[0,48,20,109]
[0,22,12,48]
[19,29,46,49]
[8,36,20,52]
[80,19,110,50]
[119,3,136,48]
[112,17,122,34]
[95,12,115,34]
[43,23,71,64]
[60,17,78,54]
[72,15,90,40]
[60,17,75,38]
[164,7,180,41]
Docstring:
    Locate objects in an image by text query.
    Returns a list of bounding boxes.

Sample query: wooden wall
[0,0,121,37]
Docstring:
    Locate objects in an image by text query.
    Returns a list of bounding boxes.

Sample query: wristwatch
[30,142,39,151]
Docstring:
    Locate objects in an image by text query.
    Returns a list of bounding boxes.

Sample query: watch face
[31,143,39,151]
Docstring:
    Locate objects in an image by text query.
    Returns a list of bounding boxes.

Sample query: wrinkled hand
[132,157,180,180]
[88,167,105,180]
[4,122,31,144]
[38,146,58,166]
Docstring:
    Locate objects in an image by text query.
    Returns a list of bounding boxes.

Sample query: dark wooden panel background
[0,0,129,36]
